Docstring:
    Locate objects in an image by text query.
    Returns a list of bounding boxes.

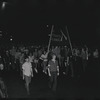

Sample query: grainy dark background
[0,0,99,47]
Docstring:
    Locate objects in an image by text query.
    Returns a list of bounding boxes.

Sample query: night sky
[0,0,99,47]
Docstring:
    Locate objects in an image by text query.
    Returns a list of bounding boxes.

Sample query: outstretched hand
[49,74,51,77]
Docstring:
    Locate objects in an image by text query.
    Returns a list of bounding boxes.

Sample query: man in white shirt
[22,56,33,95]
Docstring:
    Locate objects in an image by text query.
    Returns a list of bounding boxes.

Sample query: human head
[82,48,85,51]
[24,56,29,62]
[52,54,56,60]
[43,51,46,54]
[96,49,98,51]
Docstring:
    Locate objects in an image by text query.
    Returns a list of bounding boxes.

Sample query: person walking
[22,56,33,95]
[41,50,49,74]
[81,48,87,72]
[47,53,59,92]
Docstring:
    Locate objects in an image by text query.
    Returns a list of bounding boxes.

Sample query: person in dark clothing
[4,51,11,71]
[65,49,74,78]
[47,53,59,92]
[0,61,8,98]
[63,56,69,75]
[81,48,87,72]
[60,46,65,68]
[0,55,5,77]
[93,49,99,72]
[69,55,74,78]
[75,50,82,78]
[60,47,69,75]
[0,78,8,98]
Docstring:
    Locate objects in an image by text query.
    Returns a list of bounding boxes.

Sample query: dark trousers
[43,61,47,73]
[49,71,57,91]
[15,59,20,72]
[38,59,43,73]
[5,62,10,71]
[65,64,69,75]
[19,63,23,77]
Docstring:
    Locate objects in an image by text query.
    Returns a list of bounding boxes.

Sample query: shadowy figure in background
[0,60,8,98]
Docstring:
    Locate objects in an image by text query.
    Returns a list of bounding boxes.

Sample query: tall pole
[47,25,54,52]
[65,26,73,55]
[60,30,67,40]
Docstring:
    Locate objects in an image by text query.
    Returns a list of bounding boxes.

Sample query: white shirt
[22,62,32,76]
[40,53,48,61]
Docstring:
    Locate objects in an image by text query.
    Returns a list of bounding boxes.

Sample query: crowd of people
[0,44,99,97]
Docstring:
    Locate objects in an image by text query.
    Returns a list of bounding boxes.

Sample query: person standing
[14,49,21,72]
[0,59,8,98]
[29,52,38,73]
[22,56,33,95]
[64,55,69,76]
[33,49,38,73]
[47,53,59,92]
[81,48,87,72]
[60,46,64,68]
[4,50,11,71]
[10,46,16,70]
[93,49,99,71]
[19,52,25,77]
[75,49,82,78]
[40,51,49,74]
[28,52,34,66]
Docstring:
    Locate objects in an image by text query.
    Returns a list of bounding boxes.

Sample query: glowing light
[2,2,6,9]
[10,38,12,41]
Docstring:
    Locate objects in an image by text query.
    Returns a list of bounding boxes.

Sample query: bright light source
[10,38,12,41]
[2,2,6,9]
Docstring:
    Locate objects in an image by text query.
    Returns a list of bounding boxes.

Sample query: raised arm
[47,64,51,77]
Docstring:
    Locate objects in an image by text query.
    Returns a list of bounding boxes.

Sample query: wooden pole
[47,25,54,52]
[65,26,73,55]
[60,30,67,40]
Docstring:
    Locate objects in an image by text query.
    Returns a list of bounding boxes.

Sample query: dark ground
[2,60,100,99]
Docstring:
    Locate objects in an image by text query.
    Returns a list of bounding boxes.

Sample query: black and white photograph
[0,0,100,99]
